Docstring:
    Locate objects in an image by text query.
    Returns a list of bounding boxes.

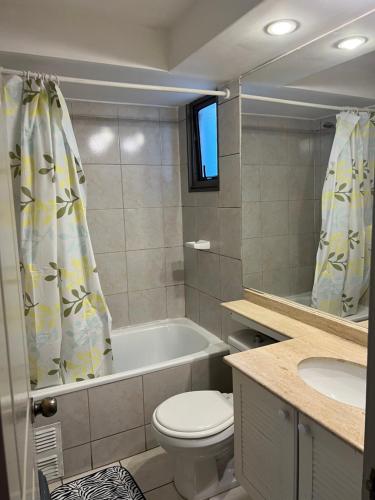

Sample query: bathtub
[32,318,231,474]
[32,318,229,399]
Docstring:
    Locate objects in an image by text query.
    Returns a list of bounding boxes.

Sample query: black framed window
[187,95,219,191]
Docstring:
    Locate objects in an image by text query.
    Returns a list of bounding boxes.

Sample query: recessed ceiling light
[336,36,368,50]
[265,19,299,36]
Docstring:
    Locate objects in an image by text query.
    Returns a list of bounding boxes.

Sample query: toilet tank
[227,329,276,354]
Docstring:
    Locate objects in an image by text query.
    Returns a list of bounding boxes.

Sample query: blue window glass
[198,103,218,179]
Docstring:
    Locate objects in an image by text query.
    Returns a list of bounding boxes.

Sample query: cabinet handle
[298,423,310,435]
[278,409,289,420]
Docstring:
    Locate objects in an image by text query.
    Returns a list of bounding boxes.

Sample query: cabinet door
[233,370,297,500]
[298,414,363,500]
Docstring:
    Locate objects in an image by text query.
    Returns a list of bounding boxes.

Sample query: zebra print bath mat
[50,465,146,500]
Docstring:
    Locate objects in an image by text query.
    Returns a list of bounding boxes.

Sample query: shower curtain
[2,74,112,389]
[312,111,375,317]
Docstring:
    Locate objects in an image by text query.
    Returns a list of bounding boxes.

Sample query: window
[187,95,219,191]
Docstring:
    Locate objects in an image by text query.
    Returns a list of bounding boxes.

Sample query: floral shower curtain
[2,74,112,389]
[312,111,375,317]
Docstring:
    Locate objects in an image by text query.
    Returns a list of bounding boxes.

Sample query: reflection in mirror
[241,87,375,323]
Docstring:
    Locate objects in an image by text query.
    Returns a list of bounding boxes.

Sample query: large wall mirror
[240,13,375,323]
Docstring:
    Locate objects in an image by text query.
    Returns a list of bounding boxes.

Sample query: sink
[298,357,366,410]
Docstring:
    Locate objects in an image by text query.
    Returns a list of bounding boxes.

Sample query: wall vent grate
[34,423,64,482]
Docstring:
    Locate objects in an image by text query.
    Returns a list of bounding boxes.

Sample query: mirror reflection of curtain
[2,75,112,389]
[312,111,375,317]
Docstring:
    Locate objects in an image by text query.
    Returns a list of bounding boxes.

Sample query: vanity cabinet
[233,370,363,500]
[233,370,298,500]
[298,414,363,500]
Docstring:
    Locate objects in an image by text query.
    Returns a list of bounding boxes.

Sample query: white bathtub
[32,318,229,399]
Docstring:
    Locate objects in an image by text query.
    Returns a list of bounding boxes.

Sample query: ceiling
[1,0,375,109]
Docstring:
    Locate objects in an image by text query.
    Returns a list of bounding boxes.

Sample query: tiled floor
[48,446,251,500]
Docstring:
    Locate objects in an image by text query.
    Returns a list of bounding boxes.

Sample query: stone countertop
[223,302,367,452]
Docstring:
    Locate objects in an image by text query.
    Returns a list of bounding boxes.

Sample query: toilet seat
[153,390,233,439]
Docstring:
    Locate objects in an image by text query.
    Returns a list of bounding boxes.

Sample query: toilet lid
[153,391,233,439]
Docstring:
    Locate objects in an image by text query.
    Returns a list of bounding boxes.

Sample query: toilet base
[173,444,238,500]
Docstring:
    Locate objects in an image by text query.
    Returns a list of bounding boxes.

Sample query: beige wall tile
[165,246,184,285]
[91,427,145,468]
[118,104,159,121]
[219,208,241,259]
[161,122,180,165]
[197,251,220,298]
[73,116,120,164]
[219,256,242,302]
[262,235,289,271]
[35,390,90,450]
[288,166,314,200]
[166,285,185,318]
[260,201,289,236]
[159,107,178,122]
[124,208,164,250]
[163,207,183,247]
[218,98,240,156]
[242,202,261,239]
[89,377,144,440]
[95,252,127,295]
[191,355,232,393]
[143,364,191,423]
[198,292,222,338]
[289,200,314,234]
[122,165,163,208]
[63,444,92,478]
[183,247,198,288]
[242,165,260,202]
[87,209,125,254]
[242,238,262,275]
[196,207,219,253]
[105,293,129,328]
[85,165,123,209]
[145,424,159,450]
[128,288,167,324]
[119,120,161,165]
[162,165,181,207]
[260,165,289,201]
[71,101,118,118]
[184,285,199,323]
[127,249,165,291]
[219,154,241,208]
[262,268,291,296]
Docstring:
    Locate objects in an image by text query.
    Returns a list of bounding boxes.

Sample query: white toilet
[151,390,237,500]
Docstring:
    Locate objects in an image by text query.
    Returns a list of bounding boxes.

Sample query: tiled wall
[241,114,334,297]
[70,101,185,328]
[179,85,245,342]
[35,356,231,478]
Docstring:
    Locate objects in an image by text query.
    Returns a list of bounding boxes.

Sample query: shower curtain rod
[1,67,230,99]
[241,93,375,112]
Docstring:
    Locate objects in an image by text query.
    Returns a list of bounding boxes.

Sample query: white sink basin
[298,357,366,410]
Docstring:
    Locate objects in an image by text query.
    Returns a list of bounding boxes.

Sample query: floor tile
[210,486,252,500]
[145,482,184,500]
[62,462,120,483]
[121,446,173,493]
[48,480,62,492]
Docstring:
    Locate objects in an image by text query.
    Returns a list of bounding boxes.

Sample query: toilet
[151,390,237,500]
